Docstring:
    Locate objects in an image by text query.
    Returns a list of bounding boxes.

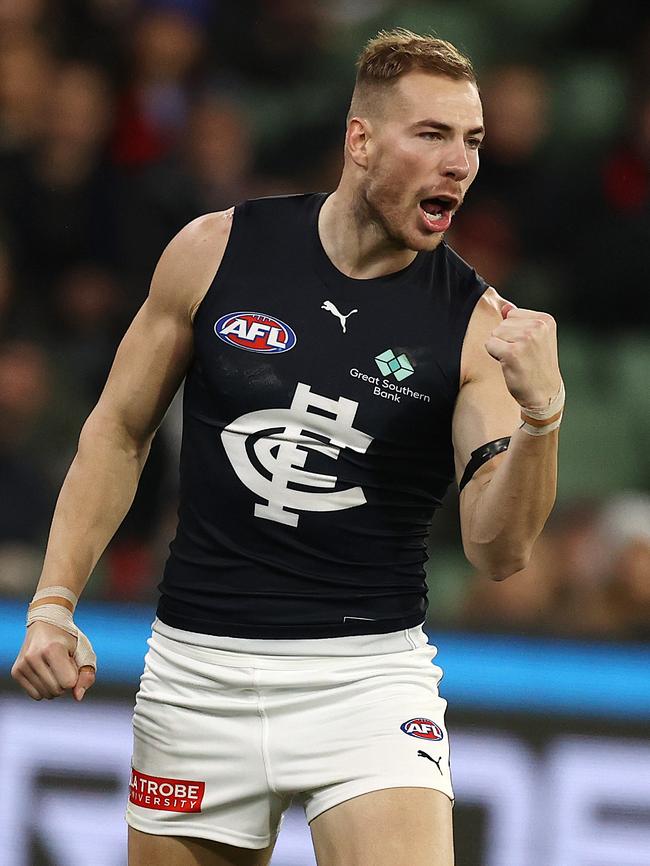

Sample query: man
[11,29,563,866]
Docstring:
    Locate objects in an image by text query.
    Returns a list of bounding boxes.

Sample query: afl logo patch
[400,718,444,741]
[214,311,297,354]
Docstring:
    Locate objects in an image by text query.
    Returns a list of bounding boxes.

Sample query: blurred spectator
[0,339,51,446]
[448,63,563,308]
[464,64,555,247]
[0,340,55,594]
[482,64,550,164]
[1,60,118,322]
[0,35,54,155]
[0,337,83,482]
[598,494,650,639]
[0,0,45,35]
[48,263,126,399]
[111,6,208,168]
[459,495,650,640]
[0,239,15,333]
[566,88,650,330]
[447,200,520,293]
[459,532,558,635]
[543,500,619,638]
[212,0,327,85]
[118,92,266,307]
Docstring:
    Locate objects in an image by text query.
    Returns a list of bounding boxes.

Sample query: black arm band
[458,436,511,493]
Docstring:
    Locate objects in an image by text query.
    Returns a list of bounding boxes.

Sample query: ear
[346,118,371,169]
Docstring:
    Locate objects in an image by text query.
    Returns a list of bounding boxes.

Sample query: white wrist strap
[520,414,563,437]
[520,381,565,437]
[27,586,97,670]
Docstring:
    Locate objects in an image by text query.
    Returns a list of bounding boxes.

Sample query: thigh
[128,826,277,866]
[309,787,454,866]
[297,644,453,824]
[128,632,288,850]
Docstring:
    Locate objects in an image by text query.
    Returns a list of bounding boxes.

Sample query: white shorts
[126,618,452,850]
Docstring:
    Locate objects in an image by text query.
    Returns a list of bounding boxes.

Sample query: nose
[442,137,470,181]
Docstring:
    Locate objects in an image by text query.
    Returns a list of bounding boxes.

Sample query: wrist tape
[26,586,97,670]
[520,381,565,437]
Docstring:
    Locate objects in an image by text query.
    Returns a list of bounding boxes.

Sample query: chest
[189,268,458,448]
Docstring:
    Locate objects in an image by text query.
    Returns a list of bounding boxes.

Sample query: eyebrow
[412,120,485,136]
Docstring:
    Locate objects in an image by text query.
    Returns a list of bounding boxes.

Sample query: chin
[404,228,446,252]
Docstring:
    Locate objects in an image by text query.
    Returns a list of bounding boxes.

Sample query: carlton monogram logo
[221,382,373,526]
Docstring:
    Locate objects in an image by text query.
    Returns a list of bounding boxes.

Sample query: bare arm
[453,288,562,580]
[11,210,233,700]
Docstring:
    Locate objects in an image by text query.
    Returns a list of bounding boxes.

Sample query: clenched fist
[11,621,96,702]
[485,303,562,409]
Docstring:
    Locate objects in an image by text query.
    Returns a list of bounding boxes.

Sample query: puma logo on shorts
[417,750,444,774]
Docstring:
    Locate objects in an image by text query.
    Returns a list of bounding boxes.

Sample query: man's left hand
[484,303,562,409]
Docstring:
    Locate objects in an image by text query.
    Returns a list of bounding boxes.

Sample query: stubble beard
[359,178,447,253]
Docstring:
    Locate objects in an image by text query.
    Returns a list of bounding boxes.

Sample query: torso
[158,193,488,638]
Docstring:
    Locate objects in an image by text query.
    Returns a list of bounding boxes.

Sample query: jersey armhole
[447,271,488,402]
[191,200,249,328]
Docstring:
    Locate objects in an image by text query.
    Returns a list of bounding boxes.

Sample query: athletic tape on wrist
[27,588,97,670]
[519,381,565,436]
[520,414,563,437]
[30,585,79,609]
[520,381,565,420]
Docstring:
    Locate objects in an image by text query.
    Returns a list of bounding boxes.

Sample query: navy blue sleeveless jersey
[157,193,486,638]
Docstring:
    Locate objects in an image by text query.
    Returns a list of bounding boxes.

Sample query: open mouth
[418,195,458,233]
[419,196,457,224]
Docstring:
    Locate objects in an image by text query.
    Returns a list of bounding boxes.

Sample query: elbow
[78,411,152,464]
[487,557,529,581]
[464,543,531,581]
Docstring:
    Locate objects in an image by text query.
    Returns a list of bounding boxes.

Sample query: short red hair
[349,28,477,120]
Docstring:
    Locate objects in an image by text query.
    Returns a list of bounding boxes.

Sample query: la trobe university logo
[221,382,373,527]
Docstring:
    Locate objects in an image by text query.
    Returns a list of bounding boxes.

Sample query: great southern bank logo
[215,311,297,354]
[349,346,427,404]
[375,348,414,381]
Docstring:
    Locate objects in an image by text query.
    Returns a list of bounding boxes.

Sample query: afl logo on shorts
[400,718,444,741]
[215,311,297,354]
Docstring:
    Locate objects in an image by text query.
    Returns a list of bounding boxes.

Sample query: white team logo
[321,300,358,333]
[221,382,373,526]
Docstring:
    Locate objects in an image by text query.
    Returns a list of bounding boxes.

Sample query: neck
[319,183,418,279]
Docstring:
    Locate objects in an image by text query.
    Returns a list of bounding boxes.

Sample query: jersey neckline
[309,192,429,291]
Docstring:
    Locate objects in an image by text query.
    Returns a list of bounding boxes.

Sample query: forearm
[37,413,152,596]
[461,427,558,579]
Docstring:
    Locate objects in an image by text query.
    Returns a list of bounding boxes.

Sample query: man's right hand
[11,621,96,701]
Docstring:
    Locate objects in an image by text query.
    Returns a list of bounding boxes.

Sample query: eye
[466,138,484,150]
[418,131,443,141]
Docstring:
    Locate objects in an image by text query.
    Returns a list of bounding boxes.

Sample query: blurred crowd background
[0,0,648,641]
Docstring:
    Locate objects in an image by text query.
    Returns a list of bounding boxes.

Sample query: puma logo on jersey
[221,382,373,527]
[321,300,358,333]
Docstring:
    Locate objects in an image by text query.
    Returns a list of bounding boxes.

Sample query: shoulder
[471,285,510,324]
[239,192,323,230]
[148,209,234,321]
[440,242,484,285]
[434,244,489,317]
[244,192,319,212]
[460,286,513,384]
